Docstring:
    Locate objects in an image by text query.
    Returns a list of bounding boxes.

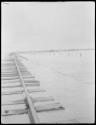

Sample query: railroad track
[1,53,79,123]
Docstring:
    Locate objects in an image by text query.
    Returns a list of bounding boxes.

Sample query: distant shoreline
[18,48,95,54]
[1,48,95,58]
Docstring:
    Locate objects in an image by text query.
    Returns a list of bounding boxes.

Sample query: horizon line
[17,48,95,54]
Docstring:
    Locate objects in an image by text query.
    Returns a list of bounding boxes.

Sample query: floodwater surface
[21,50,95,123]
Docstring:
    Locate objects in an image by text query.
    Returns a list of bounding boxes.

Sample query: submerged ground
[20,50,95,123]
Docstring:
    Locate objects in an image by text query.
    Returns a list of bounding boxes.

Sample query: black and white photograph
[1,2,95,123]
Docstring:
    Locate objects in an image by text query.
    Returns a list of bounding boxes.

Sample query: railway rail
[1,53,79,123]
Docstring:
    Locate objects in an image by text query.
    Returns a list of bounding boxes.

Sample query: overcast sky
[2,2,95,56]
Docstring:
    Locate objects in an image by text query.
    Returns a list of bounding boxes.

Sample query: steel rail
[14,55,40,123]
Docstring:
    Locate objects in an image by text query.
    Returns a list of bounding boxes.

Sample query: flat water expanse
[21,50,95,123]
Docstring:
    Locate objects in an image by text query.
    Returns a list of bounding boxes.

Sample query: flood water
[21,50,95,123]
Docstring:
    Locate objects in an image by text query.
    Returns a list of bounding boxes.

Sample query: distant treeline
[18,48,95,54]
